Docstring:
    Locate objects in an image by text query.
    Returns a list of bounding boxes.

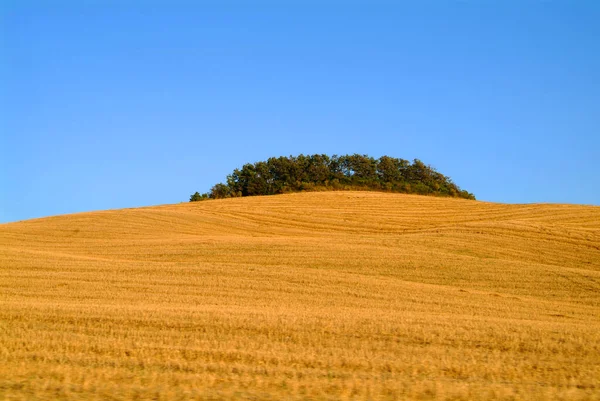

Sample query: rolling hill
[1,192,599,400]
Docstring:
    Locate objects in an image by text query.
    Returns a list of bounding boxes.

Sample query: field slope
[1,192,600,400]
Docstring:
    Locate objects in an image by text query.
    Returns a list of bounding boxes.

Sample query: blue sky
[1,1,599,222]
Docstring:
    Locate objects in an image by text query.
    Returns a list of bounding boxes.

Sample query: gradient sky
[1,1,599,223]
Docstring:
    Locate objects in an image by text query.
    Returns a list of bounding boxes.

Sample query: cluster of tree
[190,154,475,202]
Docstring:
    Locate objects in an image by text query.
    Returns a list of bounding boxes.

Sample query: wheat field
[1,191,599,400]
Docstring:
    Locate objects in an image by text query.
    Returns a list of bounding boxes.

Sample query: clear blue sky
[1,1,599,222]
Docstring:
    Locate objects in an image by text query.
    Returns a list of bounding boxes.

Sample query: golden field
[1,191,599,400]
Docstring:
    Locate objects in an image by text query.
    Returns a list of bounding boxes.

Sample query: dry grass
[1,191,599,400]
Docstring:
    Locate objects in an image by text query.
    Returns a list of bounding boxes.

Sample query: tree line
[190,154,475,201]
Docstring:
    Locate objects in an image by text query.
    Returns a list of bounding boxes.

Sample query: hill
[1,192,599,400]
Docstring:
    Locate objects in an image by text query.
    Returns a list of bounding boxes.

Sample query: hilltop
[1,192,599,400]
[190,154,476,201]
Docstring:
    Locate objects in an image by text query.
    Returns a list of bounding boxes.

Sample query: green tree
[377,156,402,183]
[191,154,475,201]
[209,183,232,199]
[189,192,203,202]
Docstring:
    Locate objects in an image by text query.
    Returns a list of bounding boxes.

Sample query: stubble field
[1,191,599,400]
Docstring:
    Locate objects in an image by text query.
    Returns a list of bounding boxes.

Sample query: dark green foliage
[209,183,232,199]
[189,154,475,201]
[189,192,205,202]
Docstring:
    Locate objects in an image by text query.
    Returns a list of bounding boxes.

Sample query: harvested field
[1,191,599,400]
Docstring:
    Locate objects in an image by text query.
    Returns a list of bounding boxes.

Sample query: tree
[209,183,232,199]
[307,154,331,184]
[377,156,402,183]
[347,154,377,184]
[189,192,203,202]
[189,154,475,201]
